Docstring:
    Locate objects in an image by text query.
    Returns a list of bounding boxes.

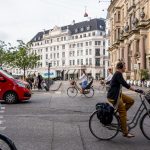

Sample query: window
[83,34,86,37]
[57,53,59,58]
[86,42,88,46]
[80,35,82,38]
[57,61,59,66]
[62,60,65,66]
[95,49,100,56]
[75,28,78,33]
[88,33,91,37]
[103,49,105,55]
[77,59,80,65]
[62,52,65,57]
[73,60,75,65]
[57,46,59,50]
[86,49,88,55]
[77,51,79,56]
[95,58,100,66]
[89,58,92,65]
[86,58,88,65]
[64,37,66,41]
[87,26,91,30]
[80,27,84,32]
[92,32,95,36]
[46,47,48,52]
[81,59,83,65]
[62,44,65,49]
[81,50,83,56]
[61,37,63,41]
[57,38,59,42]
[69,60,72,65]
[89,41,92,45]
[46,54,48,59]
[95,41,101,45]
[54,53,56,59]
[89,49,92,55]
[80,43,83,47]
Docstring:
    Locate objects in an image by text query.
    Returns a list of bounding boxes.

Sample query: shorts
[82,81,88,89]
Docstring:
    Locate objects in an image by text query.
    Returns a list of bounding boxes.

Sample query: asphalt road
[1,82,150,150]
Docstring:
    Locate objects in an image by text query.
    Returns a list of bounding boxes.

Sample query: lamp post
[48,63,52,91]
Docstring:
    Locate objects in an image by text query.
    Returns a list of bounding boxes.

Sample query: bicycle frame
[127,94,150,131]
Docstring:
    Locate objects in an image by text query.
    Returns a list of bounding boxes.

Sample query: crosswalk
[0,105,6,131]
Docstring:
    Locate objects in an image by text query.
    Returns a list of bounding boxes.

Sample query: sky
[0,0,109,46]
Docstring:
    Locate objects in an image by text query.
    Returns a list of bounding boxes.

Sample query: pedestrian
[107,61,143,138]
[79,70,88,94]
[37,73,43,90]
[105,67,113,91]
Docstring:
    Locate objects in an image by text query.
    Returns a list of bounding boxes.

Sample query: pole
[48,63,50,91]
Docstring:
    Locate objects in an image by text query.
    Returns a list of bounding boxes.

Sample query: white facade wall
[30,20,107,80]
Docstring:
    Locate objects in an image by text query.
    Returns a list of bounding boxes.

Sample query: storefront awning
[68,70,75,74]
[86,70,91,74]
[64,70,69,74]
[74,70,79,74]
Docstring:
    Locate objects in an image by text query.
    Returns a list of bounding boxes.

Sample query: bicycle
[89,90,150,140]
[0,134,17,150]
[67,79,94,98]
[0,104,17,150]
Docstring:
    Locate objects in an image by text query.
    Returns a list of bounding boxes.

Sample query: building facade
[107,0,150,79]
[29,18,108,80]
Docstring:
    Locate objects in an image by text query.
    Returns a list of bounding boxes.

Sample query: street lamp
[48,62,52,91]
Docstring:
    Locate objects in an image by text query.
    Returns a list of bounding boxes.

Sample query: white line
[0,127,6,130]
[0,111,5,113]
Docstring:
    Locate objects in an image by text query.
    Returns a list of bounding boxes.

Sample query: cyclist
[79,70,88,94]
[107,61,141,138]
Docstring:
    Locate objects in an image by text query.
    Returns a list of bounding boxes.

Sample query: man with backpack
[107,61,142,138]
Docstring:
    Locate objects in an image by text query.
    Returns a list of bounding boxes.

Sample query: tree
[0,40,7,68]
[8,40,40,79]
[138,69,149,80]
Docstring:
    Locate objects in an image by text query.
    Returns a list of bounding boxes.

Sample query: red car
[0,70,31,104]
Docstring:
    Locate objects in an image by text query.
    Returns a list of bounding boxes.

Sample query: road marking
[0,127,6,131]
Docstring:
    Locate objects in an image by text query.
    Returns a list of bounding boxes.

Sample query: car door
[0,74,7,99]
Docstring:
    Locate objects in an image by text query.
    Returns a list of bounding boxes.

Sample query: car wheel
[4,92,18,104]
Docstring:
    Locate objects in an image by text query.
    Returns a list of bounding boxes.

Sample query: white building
[29,18,108,80]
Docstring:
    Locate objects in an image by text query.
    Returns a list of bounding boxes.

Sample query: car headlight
[17,82,26,88]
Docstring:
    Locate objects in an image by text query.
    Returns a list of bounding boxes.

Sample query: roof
[30,18,106,42]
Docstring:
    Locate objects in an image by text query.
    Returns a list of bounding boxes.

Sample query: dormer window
[75,28,78,33]
[87,26,91,30]
[38,37,41,40]
[99,25,103,29]
[80,27,84,32]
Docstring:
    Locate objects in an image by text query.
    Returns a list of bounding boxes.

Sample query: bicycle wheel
[67,87,78,97]
[89,110,120,140]
[0,134,17,150]
[84,87,94,98]
[140,111,150,140]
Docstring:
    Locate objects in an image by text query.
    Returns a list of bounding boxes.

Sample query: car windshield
[0,70,14,79]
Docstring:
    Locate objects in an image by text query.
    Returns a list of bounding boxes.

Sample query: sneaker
[123,133,135,138]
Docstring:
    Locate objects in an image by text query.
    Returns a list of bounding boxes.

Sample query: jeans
[108,93,134,134]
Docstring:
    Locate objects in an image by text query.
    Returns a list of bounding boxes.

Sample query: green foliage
[0,40,7,66]
[138,69,149,80]
[6,40,40,79]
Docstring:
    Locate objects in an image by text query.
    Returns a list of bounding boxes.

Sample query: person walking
[37,73,43,90]
[107,61,140,138]
[105,67,113,91]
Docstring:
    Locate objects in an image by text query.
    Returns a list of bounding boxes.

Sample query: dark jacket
[107,71,130,103]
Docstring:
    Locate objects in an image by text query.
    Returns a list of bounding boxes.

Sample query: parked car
[133,80,138,86]
[146,80,150,88]
[137,80,142,87]
[0,70,31,104]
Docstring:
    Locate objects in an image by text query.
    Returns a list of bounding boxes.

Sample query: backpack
[96,102,114,125]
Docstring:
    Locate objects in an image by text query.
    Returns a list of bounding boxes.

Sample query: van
[0,70,31,104]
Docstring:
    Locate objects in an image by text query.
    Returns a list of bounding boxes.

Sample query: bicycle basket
[145,91,150,104]
[70,81,75,85]
[96,102,114,125]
